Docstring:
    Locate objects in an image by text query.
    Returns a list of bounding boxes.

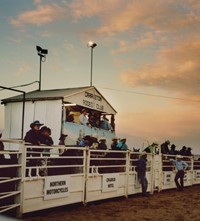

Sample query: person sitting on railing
[98,137,107,150]
[111,137,118,150]
[58,134,68,145]
[79,109,90,126]
[179,146,187,156]
[117,138,128,151]
[143,142,158,154]
[185,147,192,156]
[90,133,99,149]
[169,144,178,155]
[161,140,170,154]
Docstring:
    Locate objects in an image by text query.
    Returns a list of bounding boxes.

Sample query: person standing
[170,155,188,191]
[137,153,149,197]
[79,109,90,126]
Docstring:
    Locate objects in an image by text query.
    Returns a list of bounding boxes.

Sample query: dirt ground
[22,185,200,221]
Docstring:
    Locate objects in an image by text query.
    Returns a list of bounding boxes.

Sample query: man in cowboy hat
[24,120,44,146]
[137,152,149,197]
[117,138,128,150]
[170,155,188,191]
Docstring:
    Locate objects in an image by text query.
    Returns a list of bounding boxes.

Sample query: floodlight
[87,42,97,48]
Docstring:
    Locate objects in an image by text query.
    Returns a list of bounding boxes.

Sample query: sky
[0,0,200,153]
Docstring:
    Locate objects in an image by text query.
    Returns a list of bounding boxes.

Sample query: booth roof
[1,86,117,114]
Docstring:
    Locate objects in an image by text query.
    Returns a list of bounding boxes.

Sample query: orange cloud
[120,34,200,97]
[69,0,122,20]
[112,33,156,54]
[10,4,66,27]
[70,0,200,36]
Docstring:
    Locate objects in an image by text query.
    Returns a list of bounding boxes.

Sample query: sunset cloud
[10,3,66,27]
[69,0,200,36]
[120,34,200,97]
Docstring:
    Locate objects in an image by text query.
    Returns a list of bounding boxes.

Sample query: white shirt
[79,114,89,125]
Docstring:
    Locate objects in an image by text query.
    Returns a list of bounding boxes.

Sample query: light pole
[87,42,97,86]
[36,46,48,91]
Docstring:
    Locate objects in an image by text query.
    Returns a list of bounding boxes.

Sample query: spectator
[185,147,192,156]
[111,137,118,150]
[100,115,113,131]
[89,112,100,128]
[161,140,170,154]
[66,112,75,123]
[58,134,68,145]
[137,153,149,197]
[79,109,90,126]
[24,120,43,146]
[90,133,99,149]
[39,126,54,146]
[169,144,178,155]
[170,155,188,191]
[143,142,158,154]
[117,138,128,151]
[179,146,187,156]
[98,137,107,150]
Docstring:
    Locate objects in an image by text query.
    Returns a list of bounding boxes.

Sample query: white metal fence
[0,139,200,218]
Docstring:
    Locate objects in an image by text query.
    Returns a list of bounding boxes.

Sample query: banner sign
[44,175,70,200]
[195,170,200,179]
[102,174,119,192]
[163,172,172,184]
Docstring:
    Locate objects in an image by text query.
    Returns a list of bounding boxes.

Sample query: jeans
[138,171,148,195]
[174,170,185,190]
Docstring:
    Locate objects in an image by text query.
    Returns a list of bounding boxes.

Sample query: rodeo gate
[0,139,200,218]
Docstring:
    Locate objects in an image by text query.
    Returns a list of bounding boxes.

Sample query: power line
[0,81,38,91]
[99,86,200,103]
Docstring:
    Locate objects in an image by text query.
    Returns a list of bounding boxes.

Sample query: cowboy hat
[30,120,43,128]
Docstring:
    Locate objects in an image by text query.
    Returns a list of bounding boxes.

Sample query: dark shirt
[98,143,107,150]
[24,129,41,145]
[137,156,147,173]
[39,134,54,146]
[111,142,118,150]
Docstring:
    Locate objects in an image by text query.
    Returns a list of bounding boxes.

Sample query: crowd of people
[77,134,128,151]
[142,140,193,156]
[66,108,114,131]
[160,140,193,156]
[24,120,195,159]
[23,120,129,153]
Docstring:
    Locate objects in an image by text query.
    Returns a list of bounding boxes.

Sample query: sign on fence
[44,175,70,200]
[163,172,172,185]
[195,170,200,179]
[102,173,119,192]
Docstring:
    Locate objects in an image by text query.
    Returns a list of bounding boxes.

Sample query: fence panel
[85,149,128,203]
[1,140,200,218]
[0,139,24,217]
[22,145,86,214]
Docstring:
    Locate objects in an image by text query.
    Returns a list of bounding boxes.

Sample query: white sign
[163,172,172,185]
[44,175,70,200]
[195,170,200,179]
[102,174,119,192]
